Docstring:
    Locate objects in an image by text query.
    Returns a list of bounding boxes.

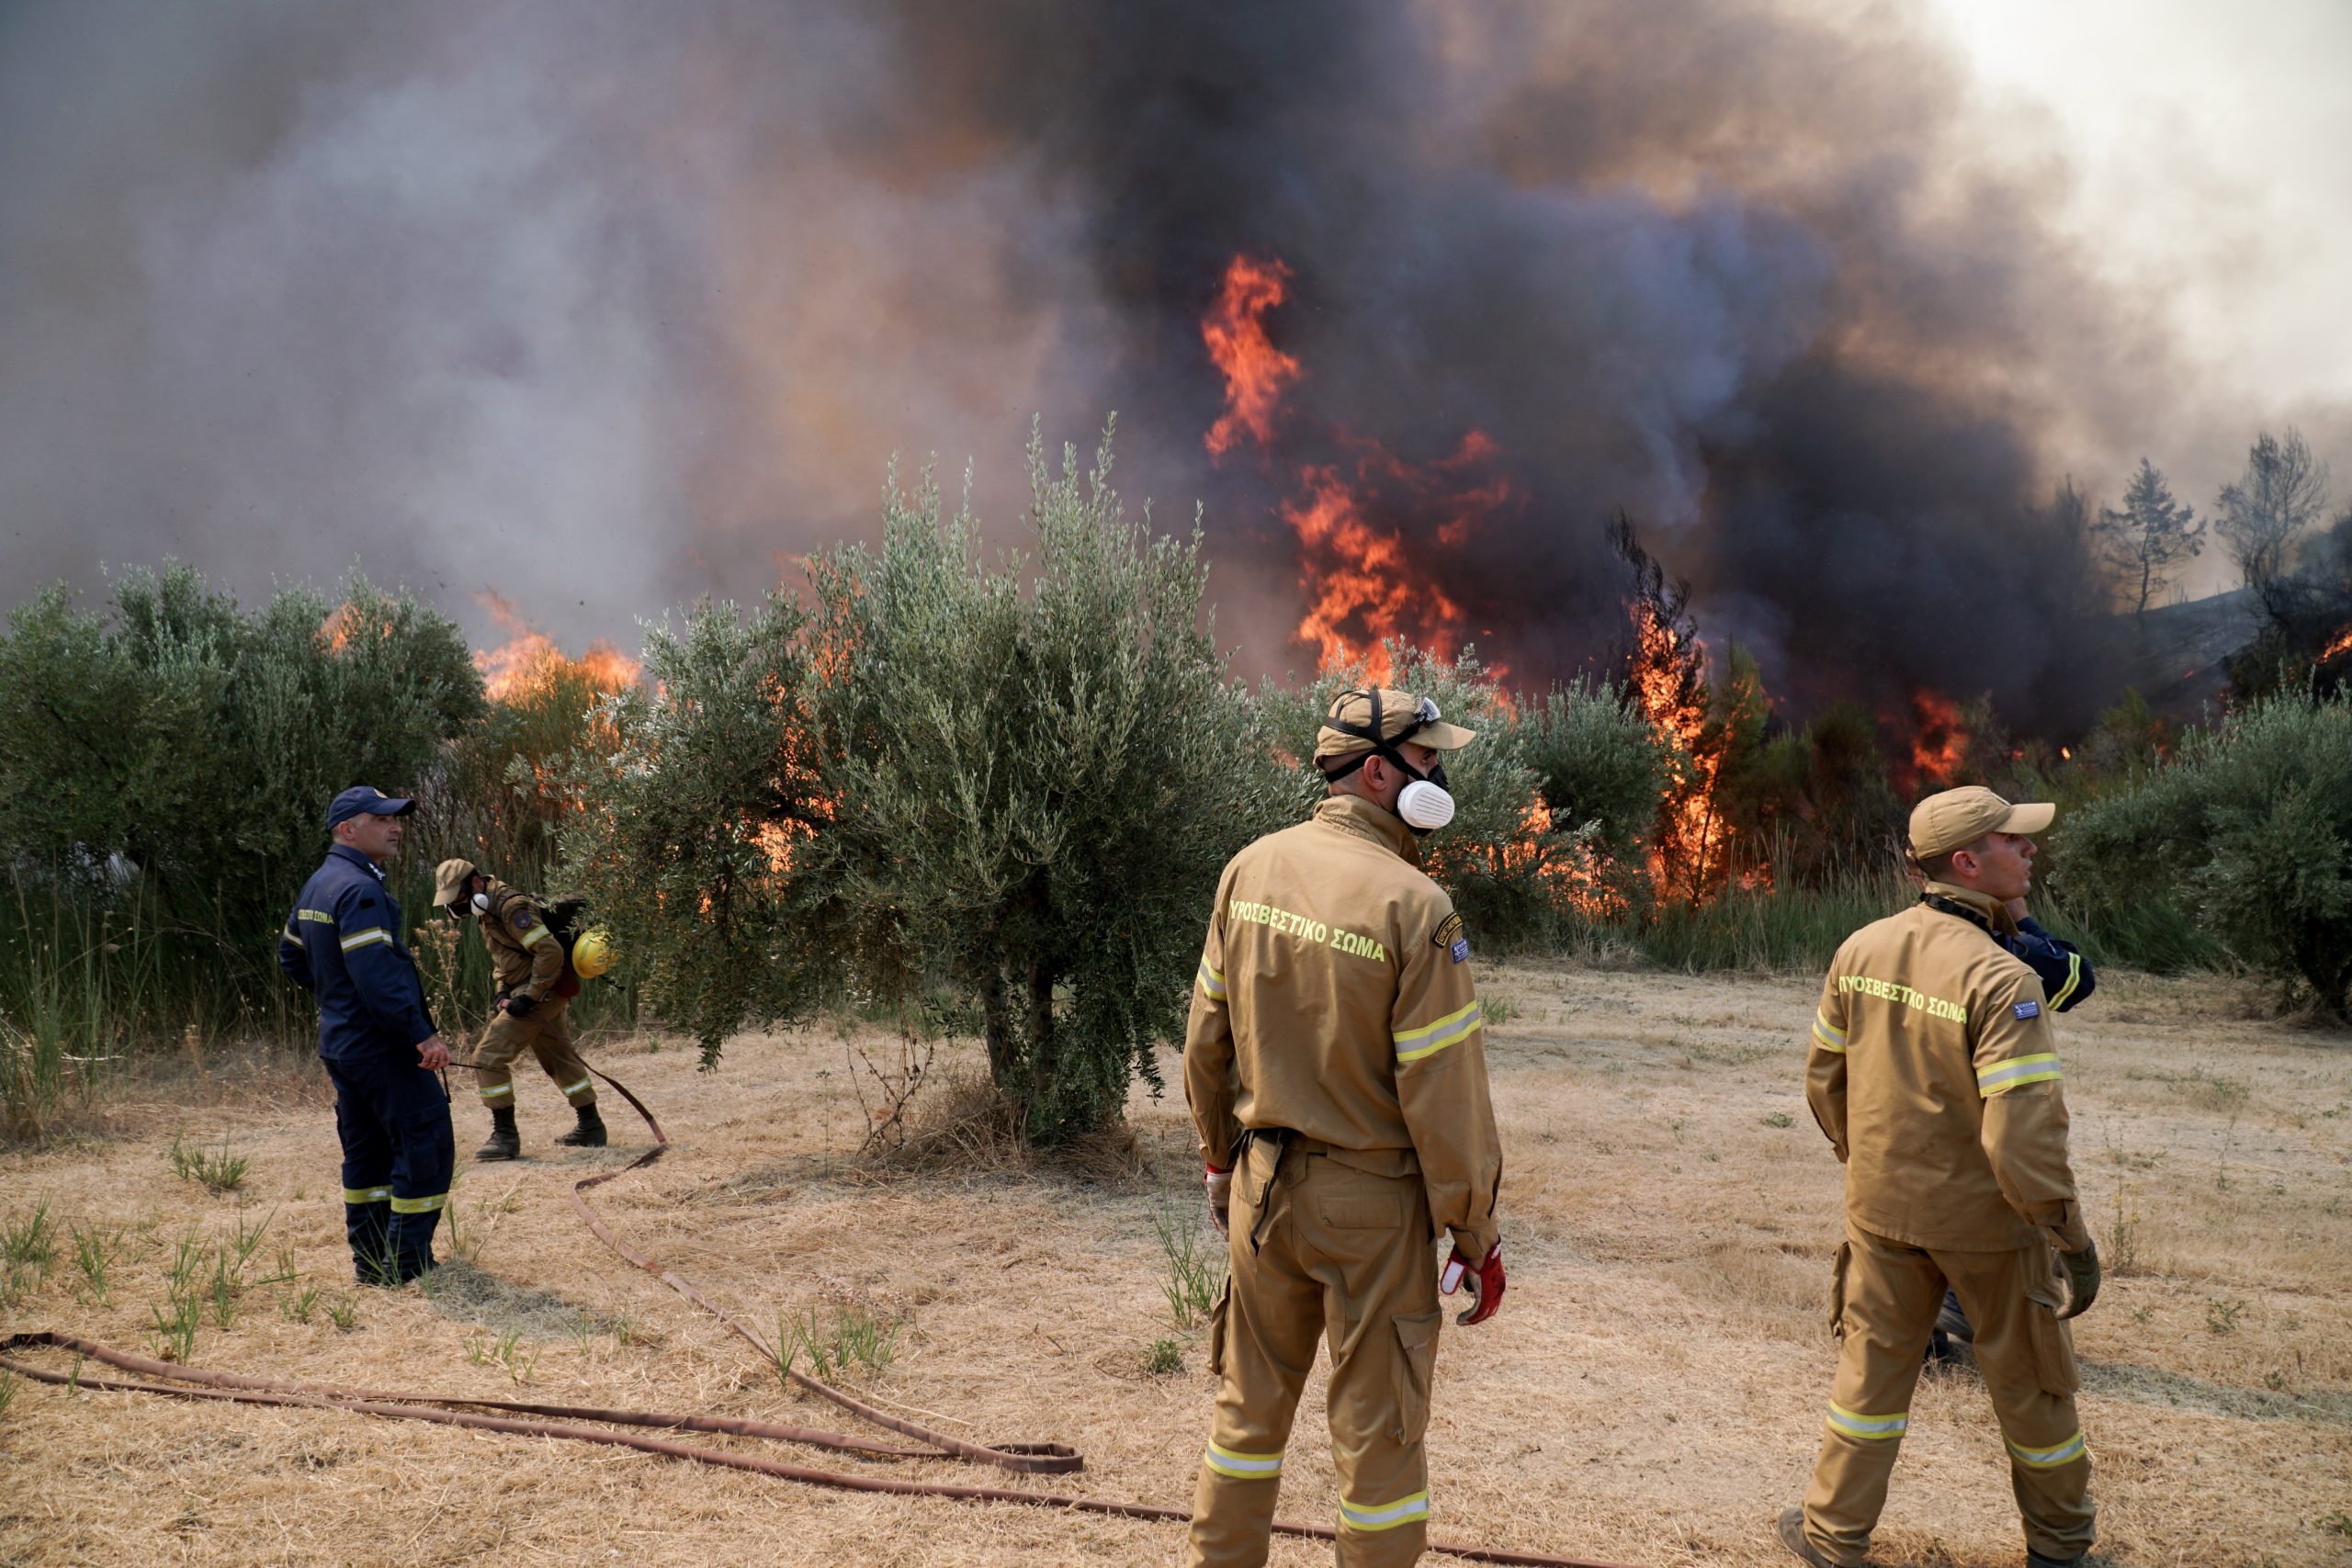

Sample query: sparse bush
[2063,694,2352,1013]
[168,1133,248,1194]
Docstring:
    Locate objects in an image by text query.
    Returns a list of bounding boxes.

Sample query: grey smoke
[0,0,2281,727]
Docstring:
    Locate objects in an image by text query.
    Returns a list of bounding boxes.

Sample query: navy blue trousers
[324,1052,455,1282]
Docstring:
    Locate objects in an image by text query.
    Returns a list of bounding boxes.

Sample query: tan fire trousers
[1799,1223,2095,1566]
[1186,1137,1443,1568]
[471,998,594,1111]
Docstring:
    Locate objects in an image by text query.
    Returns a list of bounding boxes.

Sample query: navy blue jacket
[278,845,437,1061]
[1999,917,2096,1012]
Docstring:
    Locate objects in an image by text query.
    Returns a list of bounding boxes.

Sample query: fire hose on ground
[0,1060,1639,1568]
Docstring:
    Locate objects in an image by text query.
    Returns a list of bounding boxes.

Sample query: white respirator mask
[471,892,491,914]
[1396,774,1456,831]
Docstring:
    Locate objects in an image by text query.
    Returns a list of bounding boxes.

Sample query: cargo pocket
[1206,1277,1232,1379]
[2020,1272,2080,1397]
[1393,1310,1442,1446]
[1826,1239,1853,1341]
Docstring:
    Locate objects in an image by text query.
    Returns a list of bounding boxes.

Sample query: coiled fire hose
[0,1060,1638,1568]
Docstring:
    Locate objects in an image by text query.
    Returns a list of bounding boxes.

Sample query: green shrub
[2062,694,2352,1010]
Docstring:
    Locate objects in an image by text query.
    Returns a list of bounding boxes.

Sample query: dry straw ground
[3,961,2347,1567]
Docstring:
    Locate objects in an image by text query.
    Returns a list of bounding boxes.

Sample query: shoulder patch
[1431,911,1464,952]
[510,906,538,931]
[2013,999,2041,1021]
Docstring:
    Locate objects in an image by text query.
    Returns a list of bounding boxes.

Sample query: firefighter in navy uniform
[277,787,454,1285]
[433,859,603,1160]
[1778,786,2102,1568]
[1184,688,1506,1568]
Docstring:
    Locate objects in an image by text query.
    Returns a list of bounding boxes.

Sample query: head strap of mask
[1321,688,1433,784]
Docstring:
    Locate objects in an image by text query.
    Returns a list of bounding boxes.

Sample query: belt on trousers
[1232,1129,1421,1252]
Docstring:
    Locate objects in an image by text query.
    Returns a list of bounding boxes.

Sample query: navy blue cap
[327,786,417,829]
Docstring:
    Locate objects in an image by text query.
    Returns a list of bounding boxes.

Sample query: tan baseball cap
[432,858,479,908]
[1315,687,1478,765]
[1908,786,2055,860]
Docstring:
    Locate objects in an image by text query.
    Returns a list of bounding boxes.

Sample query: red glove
[1204,1164,1232,1234]
[1441,1241,1505,1325]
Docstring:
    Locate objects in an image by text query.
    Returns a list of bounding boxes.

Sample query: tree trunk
[980,971,1013,1087]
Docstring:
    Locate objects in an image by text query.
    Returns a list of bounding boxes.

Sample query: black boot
[554,1101,607,1148]
[475,1106,521,1161]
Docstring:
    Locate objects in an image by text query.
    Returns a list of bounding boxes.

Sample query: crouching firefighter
[433,859,603,1159]
[277,787,455,1285]
[1183,688,1507,1568]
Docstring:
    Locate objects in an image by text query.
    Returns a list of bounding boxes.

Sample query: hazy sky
[1919,0,2352,591]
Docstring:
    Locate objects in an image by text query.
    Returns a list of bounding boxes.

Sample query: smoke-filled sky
[2,0,2345,726]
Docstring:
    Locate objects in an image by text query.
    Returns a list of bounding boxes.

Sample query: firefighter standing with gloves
[1183,687,1506,1568]
[277,787,455,1285]
[433,859,604,1159]
[1779,786,2102,1568]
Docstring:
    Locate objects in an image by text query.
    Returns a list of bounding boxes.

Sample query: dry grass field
[3,960,2347,1567]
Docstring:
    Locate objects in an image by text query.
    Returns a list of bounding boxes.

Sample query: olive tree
[550,595,820,1067]
[801,425,1293,1141]
[2061,694,2352,1014]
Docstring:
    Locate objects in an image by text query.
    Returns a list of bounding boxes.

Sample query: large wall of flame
[0,0,2340,729]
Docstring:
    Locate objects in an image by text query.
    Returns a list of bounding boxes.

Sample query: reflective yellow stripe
[1826,1401,1908,1439]
[1977,1054,2063,1095]
[2006,1429,2087,1469]
[388,1192,447,1215]
[1811,1010,1848,1053]
[342,1186,392,1204]
[281,923,300,943]
[339,927,392,953]
[2050,952,2083,1010]
[1393,1000,1481,1063]
[560,1077,593,1098]
[1203,1441,1283,1479]
[518,923,553,949]
[479,1082,514,1101]
[1196,959,1227,1001]
[1338,1489,1430,1531]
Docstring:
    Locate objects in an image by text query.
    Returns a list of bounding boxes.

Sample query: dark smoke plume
[0,0,2194,727]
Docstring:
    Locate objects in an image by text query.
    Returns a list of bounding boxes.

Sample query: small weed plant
[280,1284,322,1324]
[1151,1180,1226,1331]
[69,1223,121,1303]
[148,1294,201,1362]
[168,1134,249,1195]
[2205,1298,2247,1335]
[1144,1337,1184,1376]
[778,1300,904,1384]
[326,1294,358,1332]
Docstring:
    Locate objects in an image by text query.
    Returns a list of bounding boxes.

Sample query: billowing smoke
[0,0,2209,727]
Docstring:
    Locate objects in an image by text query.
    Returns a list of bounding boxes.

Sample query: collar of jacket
[1314,793,1421,865]
[328,842,386,882]
[1918,878,2018,937]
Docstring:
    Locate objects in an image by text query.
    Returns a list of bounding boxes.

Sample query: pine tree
[2094,458,2205,619]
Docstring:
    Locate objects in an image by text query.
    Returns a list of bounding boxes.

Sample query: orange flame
[471,590,641,703]
[2323,625,2352,663]
[1908,689,1967,784]
[320,604,356,652]
[1627,600,1737,899]
[1283,466,1465,682]
[1203,256,1303,458]
[1199,253,1516,676]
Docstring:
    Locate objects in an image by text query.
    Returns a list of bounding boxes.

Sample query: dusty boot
[2025,1552,2088,1568]
[474,1106,521,1161]
[554,1102,606,1148]
[1774,1507,1840,1568]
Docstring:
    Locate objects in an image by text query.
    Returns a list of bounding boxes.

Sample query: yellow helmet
[569,926,616,980]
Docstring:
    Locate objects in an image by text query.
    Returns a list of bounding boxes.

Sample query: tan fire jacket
[478,879,566,1002]
[1183,795,1503,1259]
[1806,881,2088,1252]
